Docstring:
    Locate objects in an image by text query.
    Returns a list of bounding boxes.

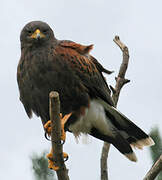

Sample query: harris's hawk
[17,21,154,170]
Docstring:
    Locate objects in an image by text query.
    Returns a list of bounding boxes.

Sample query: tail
[91,127,137,162]
[91,99,155,162]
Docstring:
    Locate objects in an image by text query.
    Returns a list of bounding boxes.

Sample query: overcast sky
[0,0,162,179]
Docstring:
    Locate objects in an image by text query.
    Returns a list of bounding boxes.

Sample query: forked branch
[100,36,130,180]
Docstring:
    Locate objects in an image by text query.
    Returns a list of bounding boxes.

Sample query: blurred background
[0,0,162,179]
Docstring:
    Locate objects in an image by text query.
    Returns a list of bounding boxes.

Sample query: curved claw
[63,152,69,162]
[64,155,69,162]
[45,132,51,141]
[61,139,65,145]
[45,134,65,144]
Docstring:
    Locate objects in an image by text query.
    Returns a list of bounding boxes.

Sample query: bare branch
[100,143,110,180]
[143,155,162,180]
[112,35,130,106]
[100,36,130,180]
[49,91,70,180]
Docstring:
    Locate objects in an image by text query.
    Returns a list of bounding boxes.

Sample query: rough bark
[49,91,70,180]
[143,155,162,180]
[100,143,110,180]
[100,36,130,180]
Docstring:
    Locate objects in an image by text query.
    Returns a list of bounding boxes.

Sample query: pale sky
[0,0,162,179]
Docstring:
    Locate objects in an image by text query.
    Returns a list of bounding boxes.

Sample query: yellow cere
[30,29,45,39]
[35,29,40,34]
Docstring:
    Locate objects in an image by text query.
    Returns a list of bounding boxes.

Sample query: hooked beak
[30,29,45,39]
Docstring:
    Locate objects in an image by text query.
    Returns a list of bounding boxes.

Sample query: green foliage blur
[31,151,56,180]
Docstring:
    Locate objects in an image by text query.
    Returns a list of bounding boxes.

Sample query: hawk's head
[20,21,56,48]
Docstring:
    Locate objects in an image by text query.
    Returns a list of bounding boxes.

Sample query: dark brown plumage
[17,21,154,162]
[17,21,113,124]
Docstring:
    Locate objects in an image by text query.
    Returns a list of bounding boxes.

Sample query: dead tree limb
[100,36,130,180]
[143,154,162,180]
[101,142,110,180]
[49,91,70,180]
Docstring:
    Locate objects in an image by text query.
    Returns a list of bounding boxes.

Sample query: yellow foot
[48,159,59,171]
[46,152,59,171]
[61,113,72,142]
[44,120,52,137]
[63,152,69,161]
[44,113,72,141]
[47,151,69,171]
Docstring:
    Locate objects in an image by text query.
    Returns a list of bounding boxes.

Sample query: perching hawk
[17,21,154,170]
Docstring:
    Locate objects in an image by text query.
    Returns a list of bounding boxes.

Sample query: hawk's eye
[43,29,48,33]
[27,30,32,34]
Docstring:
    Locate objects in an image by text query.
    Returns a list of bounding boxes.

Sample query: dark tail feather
[98,99,155,149]
[90,127,137,162]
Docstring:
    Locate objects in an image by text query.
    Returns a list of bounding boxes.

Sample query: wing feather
[56,41,115,106]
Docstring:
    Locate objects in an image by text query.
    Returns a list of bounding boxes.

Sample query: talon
[45,113,72,171]
[44,120,51,129]
[44,120,52,137]
[44,132,51,141]
[47,151,59,171]
[48,159,59,171]
[44,113,72,142]
[63,152,69,162]
[61,140,65,145]
[47,150,69,171]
